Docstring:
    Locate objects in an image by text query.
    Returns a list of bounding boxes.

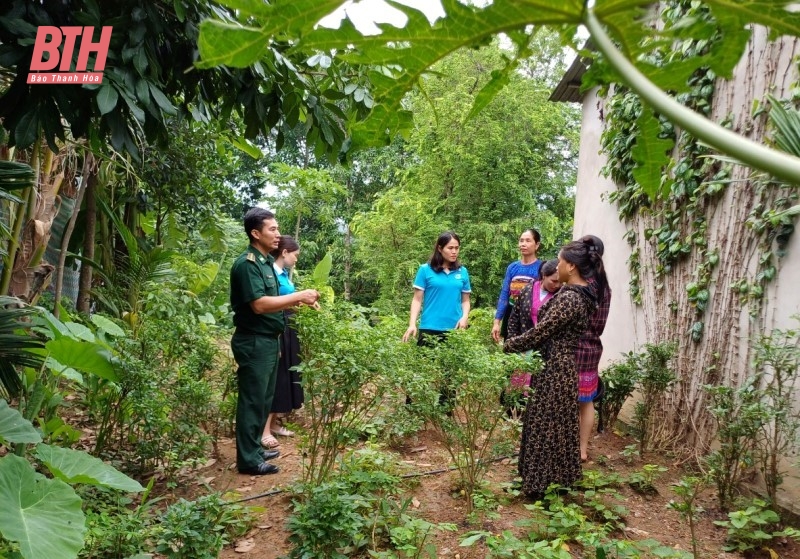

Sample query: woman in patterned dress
[503,238,604,498]
[503,259,560,412]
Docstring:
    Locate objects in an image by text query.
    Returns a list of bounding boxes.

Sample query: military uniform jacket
[230,246,285,336]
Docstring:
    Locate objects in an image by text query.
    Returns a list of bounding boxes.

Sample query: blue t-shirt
[494,259,541,319]
[275,267,295,296]
[413,263,472,331]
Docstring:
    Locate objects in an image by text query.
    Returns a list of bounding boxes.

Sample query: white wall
[570,35,800,512]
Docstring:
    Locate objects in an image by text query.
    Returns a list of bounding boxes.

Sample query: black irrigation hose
[226,453,519,505]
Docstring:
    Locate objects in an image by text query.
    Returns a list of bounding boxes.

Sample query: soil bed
[182,418,800,559]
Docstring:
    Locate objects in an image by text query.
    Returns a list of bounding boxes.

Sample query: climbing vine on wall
[597,0,800,452]
[601,0,797,339]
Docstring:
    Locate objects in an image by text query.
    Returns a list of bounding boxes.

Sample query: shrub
[154,493,256,559]
[597,353,640,432]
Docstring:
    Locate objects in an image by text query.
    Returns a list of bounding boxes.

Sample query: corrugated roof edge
[549,40,594,103]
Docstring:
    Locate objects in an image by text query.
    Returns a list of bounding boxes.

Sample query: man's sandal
[261,433,280,448]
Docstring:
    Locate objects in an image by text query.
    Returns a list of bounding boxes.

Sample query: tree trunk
[54,153,93,318]
[343,179,353,301]
[76,169,97,313]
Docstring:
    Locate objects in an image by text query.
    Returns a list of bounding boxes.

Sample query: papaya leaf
[631,109,675,199]
[35,444,144,493]
[0,399,41,445]
[196,21,269,68]
[0,454,85,559]
[705,0,800,42]
[196,0,347,69]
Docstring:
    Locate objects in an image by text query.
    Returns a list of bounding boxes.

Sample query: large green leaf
[312,252,333,285]
[196,0,349,68]
[196,21,272,68]
[0,298,45,398]
[96,84,119,115]
[35,444,144,493]
[0,400,41,445]
[0,161,35,191]
[0,454,85,559]
[631,109,675,198]
[41,338,118,382]
[90,314,126,338]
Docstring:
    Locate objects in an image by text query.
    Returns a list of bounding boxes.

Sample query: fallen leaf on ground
[411,497,420,508]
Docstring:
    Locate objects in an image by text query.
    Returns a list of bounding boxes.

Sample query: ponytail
[561,235,608,298]
[580,235,608,299]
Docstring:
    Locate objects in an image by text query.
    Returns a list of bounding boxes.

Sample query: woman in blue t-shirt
[261,235,306,449]
[491,228,542,343]
[402,231,472,344]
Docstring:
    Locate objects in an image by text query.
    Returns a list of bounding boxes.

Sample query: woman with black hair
[491,228,542,343]
[504,237,604,498]
[575,235,611,462]
[403,232,472,345]
[502,259,560,412]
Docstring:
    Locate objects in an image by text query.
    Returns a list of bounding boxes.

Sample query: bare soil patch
[178,416,800,559]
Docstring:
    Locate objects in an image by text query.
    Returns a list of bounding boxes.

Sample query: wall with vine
[587,2,800,453]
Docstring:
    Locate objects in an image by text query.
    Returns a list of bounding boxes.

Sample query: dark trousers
[231,333,280,470]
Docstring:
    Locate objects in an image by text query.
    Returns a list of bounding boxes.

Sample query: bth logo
[27,26,112,85]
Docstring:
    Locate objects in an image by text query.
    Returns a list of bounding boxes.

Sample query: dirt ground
[188,415,800,559]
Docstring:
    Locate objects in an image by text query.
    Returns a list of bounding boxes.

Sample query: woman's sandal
[261,433,280,448]
[271,425,295,437]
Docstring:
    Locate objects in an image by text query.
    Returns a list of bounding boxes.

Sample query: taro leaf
[35,444,144,493]
[0,454,85,559]
[41,338,118,381]
[90,314,126,337]
[0,399,41,445]
[64,322,96,343]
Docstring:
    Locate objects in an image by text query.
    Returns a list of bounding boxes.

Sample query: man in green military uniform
[230,208,320,475]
